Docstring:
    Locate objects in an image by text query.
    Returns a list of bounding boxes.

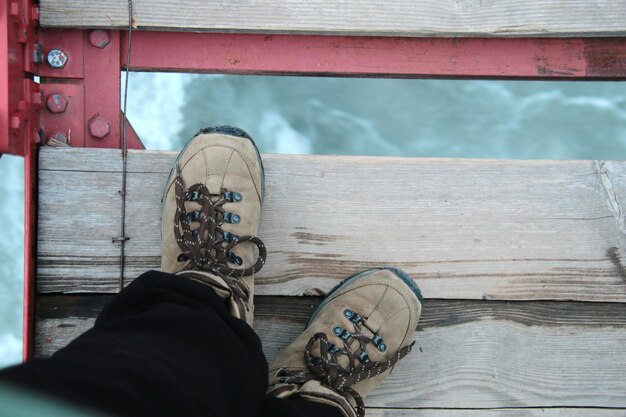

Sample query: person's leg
[1,126,270,416]
[1,271,269,417]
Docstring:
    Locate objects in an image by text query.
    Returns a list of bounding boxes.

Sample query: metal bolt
[47,49,68,68]
[46,93,68,114]
[89,30,110,49]
[89,117,111,139]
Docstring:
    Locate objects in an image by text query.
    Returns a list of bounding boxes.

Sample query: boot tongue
[176,269,250,318]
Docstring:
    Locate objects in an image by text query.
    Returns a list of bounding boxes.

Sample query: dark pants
[0,271,342,417]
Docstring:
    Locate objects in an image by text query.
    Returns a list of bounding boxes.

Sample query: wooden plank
[40,0,626,37]
[365,411,626,417]
[37,148,626,301]
[35,295,626,408]
[122,33,626,80]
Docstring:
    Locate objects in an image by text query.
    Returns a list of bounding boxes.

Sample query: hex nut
[47,49,68,69]
[89,117,111,139]
[46,93,68,114]
[89,30,110,49]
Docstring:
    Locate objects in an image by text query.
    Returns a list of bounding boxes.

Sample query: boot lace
[173,165,266,303]
[277,308,414,417]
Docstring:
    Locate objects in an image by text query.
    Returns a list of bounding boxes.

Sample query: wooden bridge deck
[35,147,626,415]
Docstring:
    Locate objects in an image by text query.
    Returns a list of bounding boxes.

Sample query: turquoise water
[1,74,625,366]
[0,155,24,367]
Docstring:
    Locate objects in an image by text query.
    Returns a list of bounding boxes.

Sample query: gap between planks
[37,148,626,301]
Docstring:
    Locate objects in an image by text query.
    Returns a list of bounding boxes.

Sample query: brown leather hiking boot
[161,126,266,325]
[267,268,422,417]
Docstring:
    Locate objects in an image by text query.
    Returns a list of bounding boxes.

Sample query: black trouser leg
[0,271,342,417]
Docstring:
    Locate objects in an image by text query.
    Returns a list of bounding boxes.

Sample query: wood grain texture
[40,0,626,37]
[37,148,626,300]
[365,411,626,417]
[35,295,626,408]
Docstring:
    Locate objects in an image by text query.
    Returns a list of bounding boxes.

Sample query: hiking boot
[267,267,422,417]
[161,126,266,325]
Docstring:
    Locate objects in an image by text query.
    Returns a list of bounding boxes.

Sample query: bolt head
[89,117,111,139]
[89,30,110,49]
[46,93,68,113]
[47,49,68,68]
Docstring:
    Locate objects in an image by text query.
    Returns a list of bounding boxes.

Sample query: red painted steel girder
[1,0,39,156]
[121,32,626,80]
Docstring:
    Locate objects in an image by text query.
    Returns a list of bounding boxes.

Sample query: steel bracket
[1,0,39,156]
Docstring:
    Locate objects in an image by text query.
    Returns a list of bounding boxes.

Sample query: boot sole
[161,125,265,225]
[306,267,423,327]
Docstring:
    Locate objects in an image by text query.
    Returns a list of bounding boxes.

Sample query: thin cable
[116,0,133,291]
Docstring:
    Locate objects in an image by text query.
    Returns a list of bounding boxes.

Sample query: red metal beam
[122,33,626,80]
[22,119,38,361]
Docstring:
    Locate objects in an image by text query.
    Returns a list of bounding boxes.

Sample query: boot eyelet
[358,351,371,363]
[372,335,386,351]
[343,309,354,318]
[185,190,202,201]
[224,212,241,224]
[187,211,201,222]
[226,251,243,266]
[223,191,243,203]
[177,253,189,262]
[350,313,364,324]
[223,231,239,243]
[332,326,343,336]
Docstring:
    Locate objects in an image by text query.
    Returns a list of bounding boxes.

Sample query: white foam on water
[122,72,195,150]
[0,333,22,368]
[258,110,312,154]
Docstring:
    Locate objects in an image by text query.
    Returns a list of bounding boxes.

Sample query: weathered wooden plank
[37,148,626,301]
[366,411,626,417]
[35,295,626,408]
[40,0,626,37]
